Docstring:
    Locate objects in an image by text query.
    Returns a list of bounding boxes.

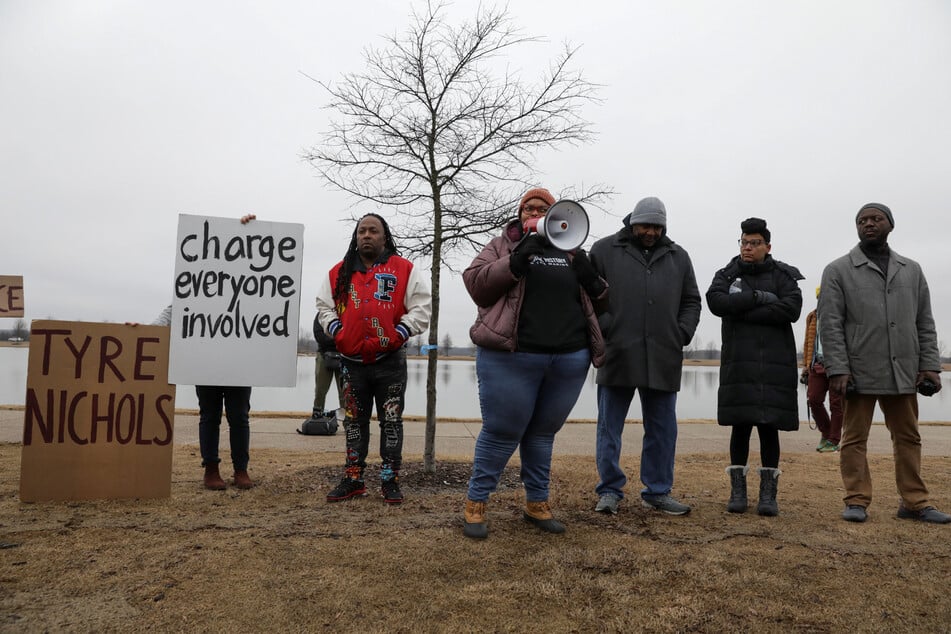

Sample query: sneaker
[595,493,620,515]
[817,439,838,453]
[842,505,868,522]
[326,478,367,502]
[897,505,951,524]
[641,494,691,516]
[381,478,404,505]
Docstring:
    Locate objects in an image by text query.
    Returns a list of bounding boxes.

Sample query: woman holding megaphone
[461,187,608,539]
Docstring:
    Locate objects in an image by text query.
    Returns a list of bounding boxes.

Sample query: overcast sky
[3,1,950,354]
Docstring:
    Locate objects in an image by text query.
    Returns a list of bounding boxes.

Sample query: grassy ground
[2,444,950,633]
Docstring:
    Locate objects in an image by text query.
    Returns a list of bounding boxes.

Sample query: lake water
[2,346,948,421]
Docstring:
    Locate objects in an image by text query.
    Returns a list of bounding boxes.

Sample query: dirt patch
[2,444,950,632]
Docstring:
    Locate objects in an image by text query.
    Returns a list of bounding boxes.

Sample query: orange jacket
[801,309,817,370]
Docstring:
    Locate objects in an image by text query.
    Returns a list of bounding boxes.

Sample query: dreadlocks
[332,213,400,305]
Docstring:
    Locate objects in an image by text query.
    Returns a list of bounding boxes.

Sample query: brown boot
[524,500,565,534]
[203,464,226,490]
[233,469,253,490]
[463,500,488,539]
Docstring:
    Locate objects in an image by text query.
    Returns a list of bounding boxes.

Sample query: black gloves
[571,249,605,297]
[509,234,546,277]
[753,290,779,305]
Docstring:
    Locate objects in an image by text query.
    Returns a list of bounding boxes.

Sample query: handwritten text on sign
[169,215,304,386]
[20,321,176,502]
[0,275,24,317]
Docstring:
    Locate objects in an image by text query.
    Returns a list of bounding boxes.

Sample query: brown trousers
[840,393,929,510]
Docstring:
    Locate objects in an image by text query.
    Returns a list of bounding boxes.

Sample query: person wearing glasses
[706,218,803,516]
[461,187,608,539]
[819,203,947,524]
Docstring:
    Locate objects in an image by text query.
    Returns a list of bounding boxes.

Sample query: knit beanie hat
[519,188,556,210]
[857,202,894,228]
[624,196,667,227]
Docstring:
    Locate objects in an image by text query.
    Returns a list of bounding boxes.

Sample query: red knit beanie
[519,187,556,210]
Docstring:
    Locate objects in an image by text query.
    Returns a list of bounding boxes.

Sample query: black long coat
[705,255,803,430]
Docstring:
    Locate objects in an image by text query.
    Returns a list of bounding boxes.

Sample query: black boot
[726,465,748,513]
[757,467,781,516]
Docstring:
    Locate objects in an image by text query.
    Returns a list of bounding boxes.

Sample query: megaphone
[522,199,589,251]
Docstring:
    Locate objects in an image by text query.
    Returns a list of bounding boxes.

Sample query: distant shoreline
[4,341,951,371]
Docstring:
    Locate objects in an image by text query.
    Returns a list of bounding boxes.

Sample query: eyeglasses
[738,239,765,248]
[521,204,549,215]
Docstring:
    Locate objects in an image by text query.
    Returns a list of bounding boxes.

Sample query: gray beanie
[625,196,667,227]
[857,202,894,228]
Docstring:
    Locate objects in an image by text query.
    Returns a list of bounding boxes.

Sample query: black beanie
[857,202,894,228]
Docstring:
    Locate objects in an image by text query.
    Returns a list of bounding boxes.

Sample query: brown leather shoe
[203,464,226,490]
[233,470,253,490]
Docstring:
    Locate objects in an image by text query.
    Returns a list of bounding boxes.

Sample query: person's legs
[372,353,406,484]
[839,394,876,508]
[638,389,679,499]
[340,360,372,478]
[879,394,929,511]
[196,385,224,467]
[828,387,844,446]
[467,348,547,502]
[595,385,635,499]
[756,425,780,468]
[807,371,832,443]
[518,349,590,502]
[222,386,252,471]
[729,424,754,466]
[313,354,333,414]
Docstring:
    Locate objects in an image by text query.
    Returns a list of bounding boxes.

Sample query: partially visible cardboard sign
[20,321,176,502]
[0,275,24,317]
[168,214,304,387]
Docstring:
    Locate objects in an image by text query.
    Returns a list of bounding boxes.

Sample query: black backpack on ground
[298,410,339,436]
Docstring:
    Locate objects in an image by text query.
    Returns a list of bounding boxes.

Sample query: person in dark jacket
[589,196,702,516]
[304,316,344,422]
[706,217,803,516]
[461,187,607,539]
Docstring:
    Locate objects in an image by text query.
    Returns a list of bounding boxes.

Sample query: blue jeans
[467,347,590,503]
[196,385,251,471]
[595,385,678,500]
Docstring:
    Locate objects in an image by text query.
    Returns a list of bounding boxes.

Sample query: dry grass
[2,444,950,633]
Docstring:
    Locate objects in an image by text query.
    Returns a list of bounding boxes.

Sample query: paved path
[4,407,950,457]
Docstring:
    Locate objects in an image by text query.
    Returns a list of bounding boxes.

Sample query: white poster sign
[168,214,304,386]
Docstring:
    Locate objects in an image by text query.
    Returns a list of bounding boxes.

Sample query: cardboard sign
[20,321,176,502]
[0,275,24,317]
[168,214,304,387]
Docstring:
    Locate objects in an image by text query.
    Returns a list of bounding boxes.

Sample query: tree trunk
[423,204,443,474]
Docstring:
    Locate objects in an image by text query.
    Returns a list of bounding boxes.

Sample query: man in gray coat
[819,202,948,524]
[589,197,702,515]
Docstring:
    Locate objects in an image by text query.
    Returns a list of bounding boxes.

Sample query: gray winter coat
[589,230,701,391]
[818,245,940,394]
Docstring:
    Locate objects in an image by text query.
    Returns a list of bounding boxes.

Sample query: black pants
[195,385,251,470]
[730,424,780,468]
[339,352,406,481]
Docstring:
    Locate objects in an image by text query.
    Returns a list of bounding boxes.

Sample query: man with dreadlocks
[316,214,431,504]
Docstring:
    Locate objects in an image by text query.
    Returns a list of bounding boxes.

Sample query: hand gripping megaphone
[522,199,590,252]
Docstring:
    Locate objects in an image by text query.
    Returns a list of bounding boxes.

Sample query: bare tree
[305,1,606,472]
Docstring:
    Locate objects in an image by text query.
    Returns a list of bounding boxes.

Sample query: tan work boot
[524,500,565,534]
[203,464,226,490]
[233,469,253,490]
[463,499,488,539]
